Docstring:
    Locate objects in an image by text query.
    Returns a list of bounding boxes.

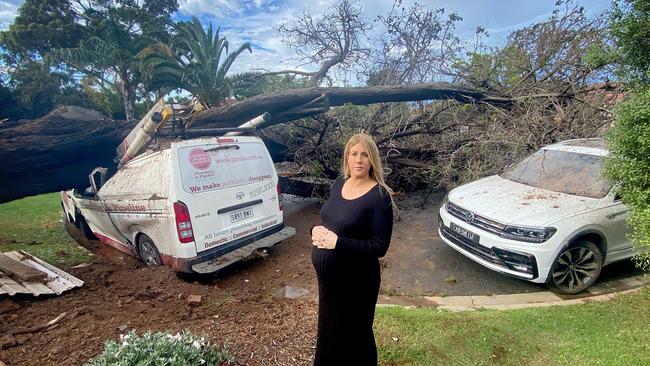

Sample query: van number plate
[450,222,479,243]
[230,208,254,223]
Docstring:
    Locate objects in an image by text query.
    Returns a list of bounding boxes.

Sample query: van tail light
[276,183,283,211]
[173,201,195,243]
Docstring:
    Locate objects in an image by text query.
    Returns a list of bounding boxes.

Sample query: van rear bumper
[168,224,295,273]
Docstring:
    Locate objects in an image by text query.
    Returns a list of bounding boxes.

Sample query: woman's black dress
[311,177,393,366]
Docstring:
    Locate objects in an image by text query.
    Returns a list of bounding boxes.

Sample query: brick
[187,294,202,307]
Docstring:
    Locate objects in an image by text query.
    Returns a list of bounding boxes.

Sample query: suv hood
[448,175,601,226]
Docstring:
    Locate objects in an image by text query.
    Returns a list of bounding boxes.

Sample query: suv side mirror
[89,167,108,193]
[614,192,623,203]
[611,182,624,203]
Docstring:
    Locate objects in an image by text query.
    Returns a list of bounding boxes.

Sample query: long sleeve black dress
[311,177,393,366]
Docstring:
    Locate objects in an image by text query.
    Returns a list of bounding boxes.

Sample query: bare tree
[368,0,468,85]
[271,0,371,86]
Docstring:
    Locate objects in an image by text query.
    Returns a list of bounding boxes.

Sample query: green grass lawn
[0,192,93,268]
[375,288,650,365]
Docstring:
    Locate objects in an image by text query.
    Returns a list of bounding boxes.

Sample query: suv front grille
[439,214,538,278]
[446,202,507,235]
[439,223,502,265]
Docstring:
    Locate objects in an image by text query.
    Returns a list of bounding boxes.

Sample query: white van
[61,135,295,273]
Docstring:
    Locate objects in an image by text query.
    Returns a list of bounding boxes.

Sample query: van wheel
[138,235,162,267]
[77,215,98,240]
[548,240,603,294]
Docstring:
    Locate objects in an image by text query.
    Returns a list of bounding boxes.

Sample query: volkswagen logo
[235,192,245,200]
[464,211,475,224]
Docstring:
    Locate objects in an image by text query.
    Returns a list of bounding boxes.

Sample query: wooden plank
[0,253,47,283]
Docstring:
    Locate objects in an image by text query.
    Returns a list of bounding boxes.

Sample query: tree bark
[120,71,135,121]
[189,82,510,128]
[0,106,134,203]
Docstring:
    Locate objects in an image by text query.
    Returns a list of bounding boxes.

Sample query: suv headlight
[442,191,450,210]
[501,225,556,243]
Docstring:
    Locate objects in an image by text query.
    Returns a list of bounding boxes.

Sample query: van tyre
[77,215,98,240]
[548,240,603,294]
[138,234,162,267]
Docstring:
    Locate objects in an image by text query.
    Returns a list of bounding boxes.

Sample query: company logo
[463,211,475,224]
[236,192,245,200]
[188,148,212,170]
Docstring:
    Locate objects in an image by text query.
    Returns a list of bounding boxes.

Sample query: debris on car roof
[0,251,84,297]
[553,138,608,149]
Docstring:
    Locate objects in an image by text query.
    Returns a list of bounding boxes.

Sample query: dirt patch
[0,204,321,366]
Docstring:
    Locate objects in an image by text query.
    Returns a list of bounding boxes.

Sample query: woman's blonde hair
[342,133,394,201]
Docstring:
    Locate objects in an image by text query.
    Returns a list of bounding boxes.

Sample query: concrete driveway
[380,193,645,297]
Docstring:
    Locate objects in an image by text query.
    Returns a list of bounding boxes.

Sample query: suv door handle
[606,210,628,219]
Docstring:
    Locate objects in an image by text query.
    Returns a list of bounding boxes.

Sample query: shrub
[604,87,650,270]
[86,330,234,366]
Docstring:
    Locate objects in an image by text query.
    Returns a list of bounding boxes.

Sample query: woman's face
[347,143,372,179]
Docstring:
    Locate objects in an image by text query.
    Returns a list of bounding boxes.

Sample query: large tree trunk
[189,82,509,128]
[0,106,134,203]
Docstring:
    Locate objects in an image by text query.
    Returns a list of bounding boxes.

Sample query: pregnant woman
[311,133,394,366]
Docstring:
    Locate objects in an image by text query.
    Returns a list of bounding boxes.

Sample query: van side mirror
[89,167,108,193]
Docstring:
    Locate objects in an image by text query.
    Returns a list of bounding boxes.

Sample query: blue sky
[0,0,613,76]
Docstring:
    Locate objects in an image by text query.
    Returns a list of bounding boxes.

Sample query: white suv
[438,138,637,294]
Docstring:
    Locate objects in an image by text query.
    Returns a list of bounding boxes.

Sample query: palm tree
[141,16,252,106]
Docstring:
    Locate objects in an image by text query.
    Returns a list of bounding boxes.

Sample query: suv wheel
[138,234,162,267]
[548,240,603,294]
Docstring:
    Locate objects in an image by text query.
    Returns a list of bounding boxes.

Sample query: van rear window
[178,142,274,194]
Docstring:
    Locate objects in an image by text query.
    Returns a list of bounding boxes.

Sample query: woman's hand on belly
[312,225,338,250]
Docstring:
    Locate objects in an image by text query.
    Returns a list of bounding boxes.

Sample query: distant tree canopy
[0,0,84,59]
[0,0,88,118]
[609,0,650,83]
[603,0,650,268]
[0,0,180,120]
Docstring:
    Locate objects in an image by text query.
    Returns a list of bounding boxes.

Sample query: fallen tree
[0,83,511,203]
[188,83,510,128]
[0,75,621,204]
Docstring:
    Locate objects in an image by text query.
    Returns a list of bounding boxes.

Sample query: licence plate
[450,222,479,243]
[230,208,254,223]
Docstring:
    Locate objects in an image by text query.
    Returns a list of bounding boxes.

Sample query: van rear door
[175,137,282,253]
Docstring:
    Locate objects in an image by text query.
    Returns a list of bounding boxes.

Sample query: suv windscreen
[500,149,610,198]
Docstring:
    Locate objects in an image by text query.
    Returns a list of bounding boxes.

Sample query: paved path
[377,274,650,309]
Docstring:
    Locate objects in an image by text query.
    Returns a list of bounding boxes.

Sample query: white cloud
[178,0,240,18]
[175,0,335,74]
[0,1,21,30]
